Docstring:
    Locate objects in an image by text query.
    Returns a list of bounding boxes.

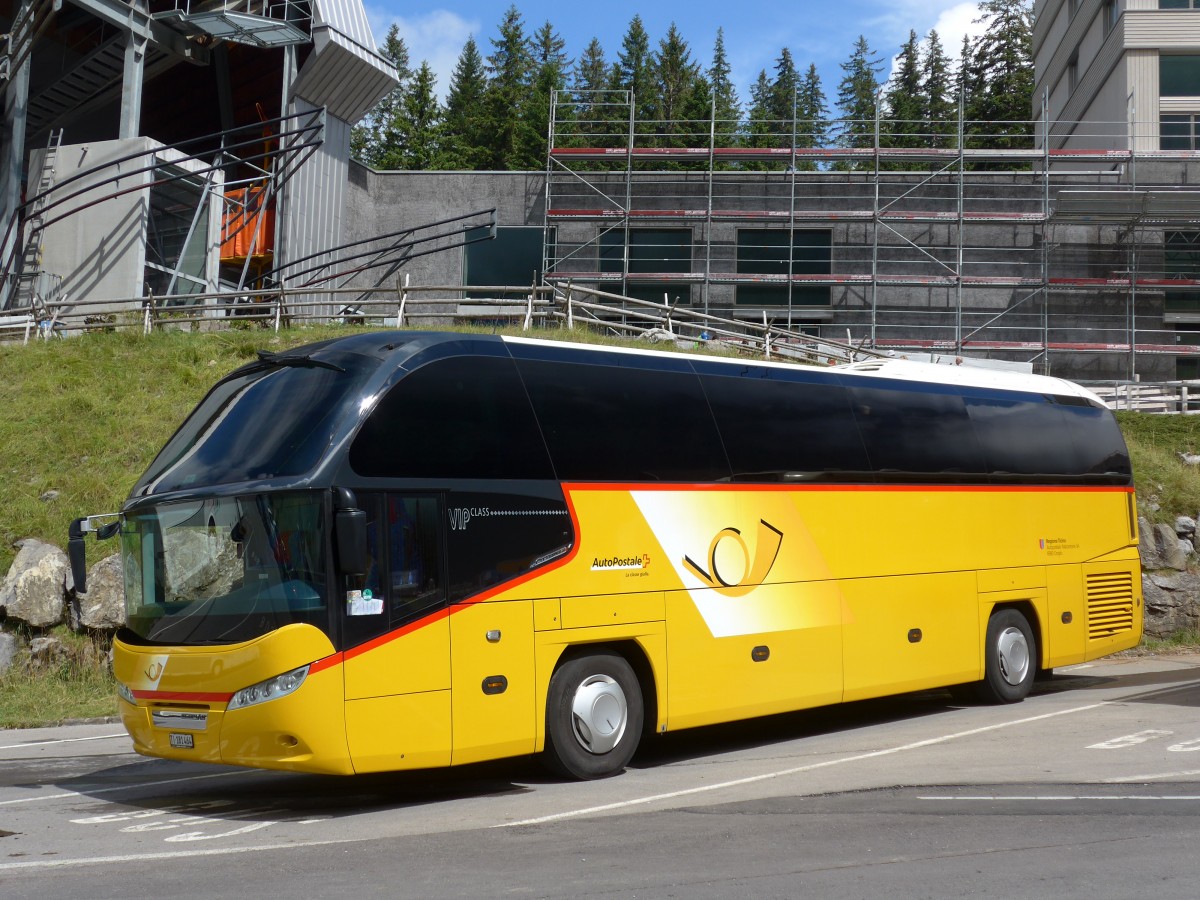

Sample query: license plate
[169,733,194,749]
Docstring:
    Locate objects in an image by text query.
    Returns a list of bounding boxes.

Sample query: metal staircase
[25,37,127,136]
[12,128,64,312]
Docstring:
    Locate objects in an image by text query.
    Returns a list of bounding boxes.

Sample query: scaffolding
[543,90,1200,379]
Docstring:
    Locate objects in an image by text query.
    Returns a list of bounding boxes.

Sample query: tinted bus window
[698,367,870,480]
[964,395,1080,477]
[848,385,985,477]
[516,359,730,482]
[1062,402,1132,480]
[349,356,554,480]
[446,488,574,602]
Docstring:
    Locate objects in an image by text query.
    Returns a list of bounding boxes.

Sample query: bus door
[342,493,451,772]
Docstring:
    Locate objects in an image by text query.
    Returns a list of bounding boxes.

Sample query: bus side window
[385,495,443,621]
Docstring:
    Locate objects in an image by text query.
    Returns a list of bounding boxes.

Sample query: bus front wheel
[543,651,643,779]
[978,609,1036,704]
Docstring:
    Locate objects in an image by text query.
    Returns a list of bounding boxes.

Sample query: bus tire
[543,651,643,780]
[977,608,1036,704]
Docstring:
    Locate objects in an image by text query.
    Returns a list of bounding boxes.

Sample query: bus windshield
[132,351,376,496]
[120,492,328,646]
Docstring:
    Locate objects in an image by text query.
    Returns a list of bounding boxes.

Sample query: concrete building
[1,0,396,314]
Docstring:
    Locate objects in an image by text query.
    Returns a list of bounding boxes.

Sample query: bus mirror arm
[334,489,367,577]
[67,514,121,595]
[68,518,88,594]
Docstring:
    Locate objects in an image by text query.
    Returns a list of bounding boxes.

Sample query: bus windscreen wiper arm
[256,350,346,373]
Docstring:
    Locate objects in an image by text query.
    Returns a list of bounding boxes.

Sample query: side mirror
[68,518,88,594]
[334,489,367,577]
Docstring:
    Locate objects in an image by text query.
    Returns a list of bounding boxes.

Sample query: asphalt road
[3,652,1200,899]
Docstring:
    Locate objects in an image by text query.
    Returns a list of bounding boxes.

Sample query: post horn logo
[144,661,164,681]
[683,519,783,598]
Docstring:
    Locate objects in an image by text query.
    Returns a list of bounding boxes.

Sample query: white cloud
[362,7,481,100]
[882,2,987,82]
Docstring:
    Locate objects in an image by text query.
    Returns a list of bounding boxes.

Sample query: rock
[0,539,70,628]
[39,490,60,503]
[28,635,67,669]
[0,632,17,675]
[1144,572,1200,639]
[1138,517,1163,569]
[1176,516,1197,536]
[69,554,126,632]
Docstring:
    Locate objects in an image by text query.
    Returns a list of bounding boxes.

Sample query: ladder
[12,128,63,312]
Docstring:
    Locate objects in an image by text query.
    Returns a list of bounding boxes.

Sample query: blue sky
[361,1,989,106]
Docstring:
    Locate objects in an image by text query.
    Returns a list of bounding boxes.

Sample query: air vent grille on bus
[1086,571,1135,640]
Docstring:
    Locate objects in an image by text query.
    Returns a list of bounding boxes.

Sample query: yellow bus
[70,332,1142,779]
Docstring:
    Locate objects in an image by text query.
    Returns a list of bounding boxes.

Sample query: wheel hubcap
[570,674,628,754]
[996,626,1030,686]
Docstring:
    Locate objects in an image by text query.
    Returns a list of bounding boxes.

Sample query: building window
[1160,55,1200,96]
[1067,52,1080,92]
[1159,1,1200,9]
[463,225,551,297]
[1161,114,1199,149]
[735,229,831,307]
[1104,0,1119,33]
[599,228,692,275]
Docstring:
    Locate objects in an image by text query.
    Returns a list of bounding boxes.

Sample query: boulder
[1152,523,1190,571]
[0,632,17,675]
[1176,516,1197,537]
[70,553,125,632]
[1139,516,1163,569]
[28,635,67,669]
[1144,572,1200,639]
[0,539,70,628]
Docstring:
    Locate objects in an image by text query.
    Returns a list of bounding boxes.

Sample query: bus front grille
[1086,571,1135,640]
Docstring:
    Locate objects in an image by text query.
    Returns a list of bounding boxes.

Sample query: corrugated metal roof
[291,0,397,124]
[311,0,377,51]
[291,25,398,123]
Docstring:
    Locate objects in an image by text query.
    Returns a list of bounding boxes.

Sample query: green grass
[1115,410,1200,525]
[0,627,117,727]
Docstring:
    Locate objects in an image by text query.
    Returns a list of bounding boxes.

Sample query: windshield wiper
[255,350,346,373]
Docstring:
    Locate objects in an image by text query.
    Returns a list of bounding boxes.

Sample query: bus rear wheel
[977,608,1036,704]
[543,651,643,780]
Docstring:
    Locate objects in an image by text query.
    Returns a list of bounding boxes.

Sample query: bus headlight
[227,665,310,711]
[116,681,136,705]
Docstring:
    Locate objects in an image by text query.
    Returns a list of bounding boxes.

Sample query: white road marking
[0,769,249,806]
[920,794,1200,801]
[0,733,127,751]
[1168,738,1200,752]
[0,840,356,872]
[496,702,1106,828]
[1087,729,1173,750]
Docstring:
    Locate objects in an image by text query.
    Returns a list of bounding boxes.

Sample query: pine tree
[796,63,830,162]
[482,5,535,169]
[743,69,776,168]
[707,28,741,148]
[397,62,440,169]
[921,29,955,148]
[836,35,885,160]
[351,25,411,167]
[572,38,614,146]
[652,23,700,146]
[524,21,571,163]
[883,30,924,150]
[439,36,488,169]
[967,0,1035,150]
[768,48,800,140]
[611,16,655,131]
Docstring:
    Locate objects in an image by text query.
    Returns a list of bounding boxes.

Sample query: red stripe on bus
[132,690,232,703]
[561,481,1134,495]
